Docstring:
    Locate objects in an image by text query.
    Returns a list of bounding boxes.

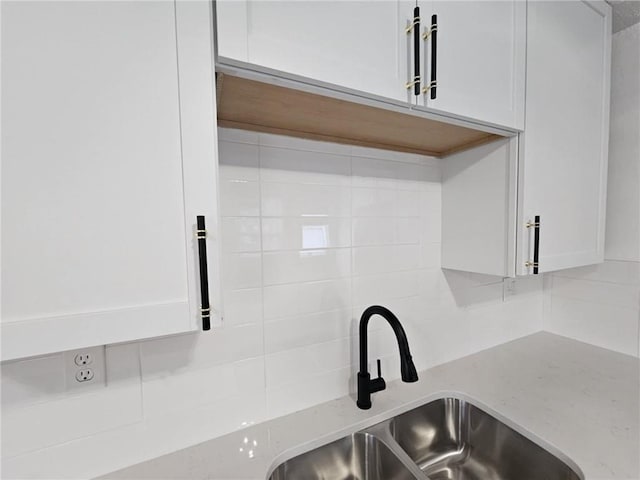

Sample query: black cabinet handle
[421,14,438,98]
[429,14,438,99]
[405,6,421,96]
[533,215,540,274]
[413,6,421,96]
[196,215,211,330]
[526,215,541,274]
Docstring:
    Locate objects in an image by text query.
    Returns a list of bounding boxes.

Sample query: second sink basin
[389,397,582,480]
[268,396,583,480]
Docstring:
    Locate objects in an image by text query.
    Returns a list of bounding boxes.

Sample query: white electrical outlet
[65,346,105,391]
[74,353,93,366]
[75,369,94,382]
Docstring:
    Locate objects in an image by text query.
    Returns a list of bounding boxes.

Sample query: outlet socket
[65,346,105,391]
[75,369,95,382]
[74,353,93,366]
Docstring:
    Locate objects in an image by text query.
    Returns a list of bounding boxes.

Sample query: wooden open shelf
[216,73,502,158]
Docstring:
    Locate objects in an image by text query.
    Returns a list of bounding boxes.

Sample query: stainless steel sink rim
[266,393,585,480]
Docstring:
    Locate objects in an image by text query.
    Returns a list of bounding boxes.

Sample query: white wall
[544,23,640,357]
[1,128,544,479]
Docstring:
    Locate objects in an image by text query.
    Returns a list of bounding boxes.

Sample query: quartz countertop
[100,332,640,480]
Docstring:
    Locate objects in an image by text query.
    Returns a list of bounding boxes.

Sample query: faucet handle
[369,359,386,394]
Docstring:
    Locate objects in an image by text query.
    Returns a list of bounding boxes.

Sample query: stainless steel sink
[388,398,582,480]
[268,397,583,480]
[268,432,419,480]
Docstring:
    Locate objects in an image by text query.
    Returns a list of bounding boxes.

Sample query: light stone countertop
[100,332,640,480]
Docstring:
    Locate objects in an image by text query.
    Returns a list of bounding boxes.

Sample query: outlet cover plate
[65,346,106,392]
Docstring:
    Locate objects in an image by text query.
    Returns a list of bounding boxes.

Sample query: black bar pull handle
[533,215,540,274]
[405,6,421,96]
[196,215,211,330]
[413,6,421,96]
[526,215,541,274]
[423,15,438,100]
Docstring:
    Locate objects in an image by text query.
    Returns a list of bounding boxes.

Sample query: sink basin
[389,397,581,480]
[268,397,582,480]
[268,432,418,480]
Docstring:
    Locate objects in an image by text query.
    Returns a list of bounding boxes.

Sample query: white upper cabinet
[216,0,525,129]
[1,1,221,360]
[442,0,611,277]
[516,0,611,275]
[415,0,526,130]
[216,0,413,103]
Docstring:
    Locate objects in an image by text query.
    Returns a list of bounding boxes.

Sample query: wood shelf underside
[216,73,502,158]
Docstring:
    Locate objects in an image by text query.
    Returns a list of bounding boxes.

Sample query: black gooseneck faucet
[357,305,418,409]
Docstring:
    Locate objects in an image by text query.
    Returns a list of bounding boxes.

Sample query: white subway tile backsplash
[467,293,542,352]
[396,189,422,217]
[395,217,422,245]
[545,262,640,357]
[261,182,351,217]
[552,260,640,285]
[352,187,397,217]
[264,309,352,354]
[263,248,351,285]
[1,353,66,409]
[353,271,421,306]
[259,131,352,156]
[138,392,268,460]
[551,276,639,309]
[420,243,441,269]
[222,288,263,325]
[420,187,442,212]
[263,278,352,320]
[350,144,439,167]
[260,146,351,185]
[262,217,351,251]
[265,337,351,389]
[218,141,260,184]
[222,252,262,289]
[266,366,352,419]
[547,296,639,356]
[352,245,420,275]
[218,141,259,170]
[352,217,396,246]
[139,324,263,377]
[396,162,441,185]
[142,357,265,418]
[351,157,400,189]
[221,217,261,253]
[220,179,261,217]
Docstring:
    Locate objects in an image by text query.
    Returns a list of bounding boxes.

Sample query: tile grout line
[255,135,269,416]
[348,146,357,384]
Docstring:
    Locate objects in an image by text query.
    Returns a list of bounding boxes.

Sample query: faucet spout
[357,305,418,409]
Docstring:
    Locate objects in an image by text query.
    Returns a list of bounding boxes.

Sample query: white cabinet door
[1,0,221,360]
[417,0,526,130]
[516,0,611,275]
[216,0,414,103]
